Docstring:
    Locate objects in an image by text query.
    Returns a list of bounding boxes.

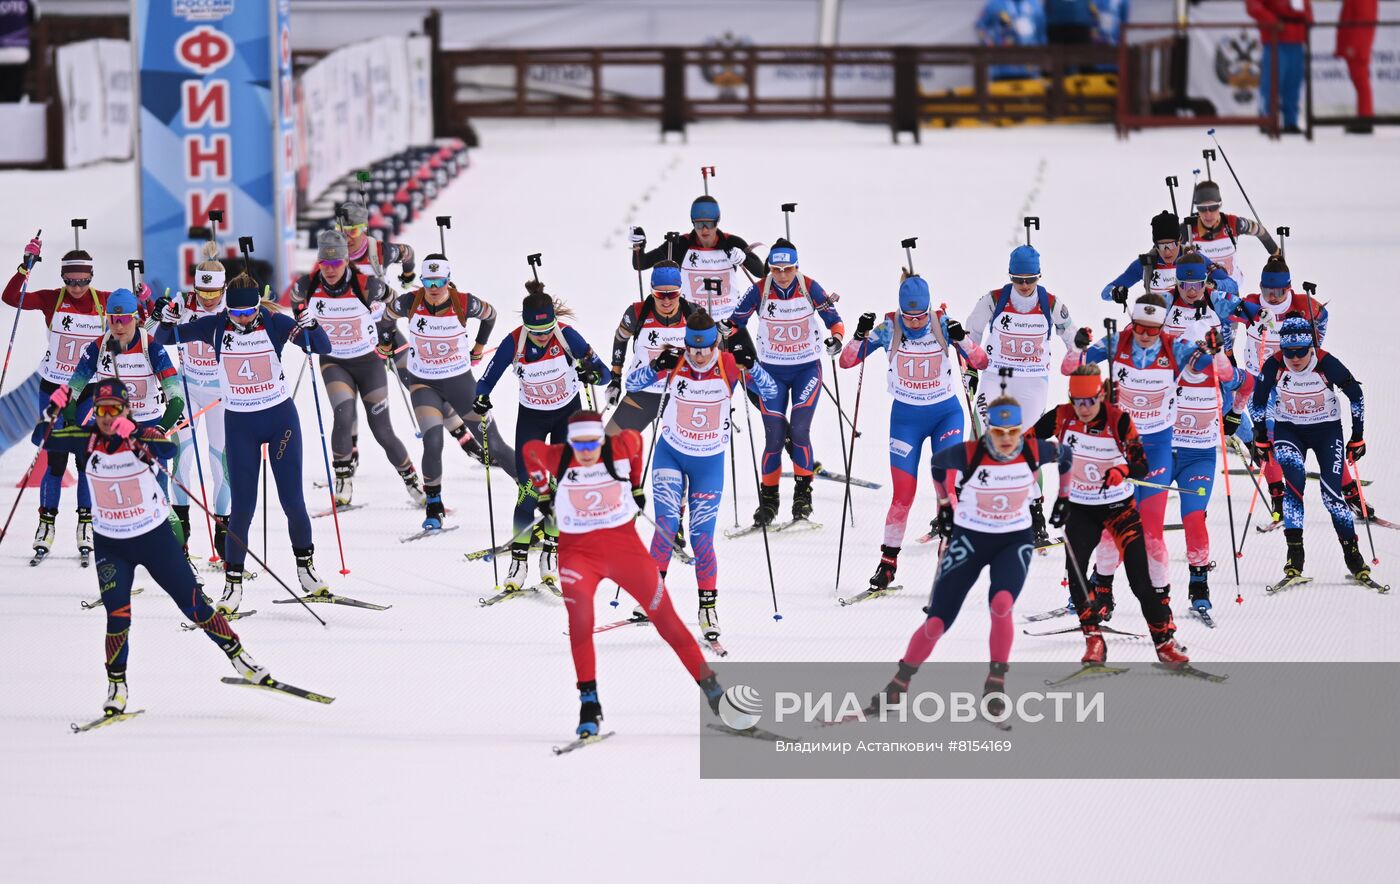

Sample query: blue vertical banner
[274,0,295,294]
[132,0,289,294]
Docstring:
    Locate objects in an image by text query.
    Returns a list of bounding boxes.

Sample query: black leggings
[321,353,410,468]
[1064,499,1173,639]
[606,390,664,434]
[512,397,580,533]
[409,370,515,484]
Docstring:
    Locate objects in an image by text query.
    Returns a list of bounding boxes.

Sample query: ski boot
[294,547,330,596]
[103,672,128,717]
[218,568,244,614]
[1029,499,1050,548]
[539,531,559,593]
[576,680,603,738]
[1188,564,1212,614]
[76,507,93,564]
[348,436,360,475]
[332,460,354,507]
[31,508,56,561]
[422,484,445,531]
[1081,624,1106,664]
[1341,536,1369,579]
[1089,572,1116,621]
[934,501,954,543]
[1343,481,1375,521]
[869,544,900,590]
[869,661,919,714]
[983,661,1009,718]
[399,464,427,507]
[228,643,272,685]
[1285,528,1305,579]
[503,543,530,592]
[699,590,720,641]
[1154,636,1190,667]
[792,474,814,521]
[699,673,725,716]
[753,484,780,527]
[173,504,192,545]
[674,510,688,557]
[212,514,229,562]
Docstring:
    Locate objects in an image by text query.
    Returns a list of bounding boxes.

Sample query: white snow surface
[2,121,1398,882]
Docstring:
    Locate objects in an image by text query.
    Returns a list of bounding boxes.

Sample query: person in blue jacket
[155,276,333,615]
[473,281,610,595]
[976,0,1047,80]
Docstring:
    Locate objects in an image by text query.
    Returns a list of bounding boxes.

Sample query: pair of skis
[72,675,335,732]
[724,517,822,540]
[552,722,780,756]
[479,581,561,607]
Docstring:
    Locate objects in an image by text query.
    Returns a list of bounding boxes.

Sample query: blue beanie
[1278,316,1315,350]
[1009,245,1040,276]
[90,377,128,405]
[987,401,1023,429]
[523,297,556,330]
[1176,259,1208,283]
[767,244,798,267]
[226,286,261,310]
[1260,269,1291,289]
[691,196,720,223]
[899,276,931,314]
[106,288,138,315]
[651,264,682,289]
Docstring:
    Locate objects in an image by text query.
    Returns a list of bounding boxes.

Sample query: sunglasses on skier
[1281,347,1311,360]
[1178,279,1206,291]
[652,287,681,300]
[228,306,259,318]
[422,277,449,288]
[1009,275,1039,286]
[569,437,604,453]
[987,425,1021,438]
[94,403,126,418]
[320,259,347,269]
[1134,324,1163,337]
[1070,396,1100,408]
[692,221,716,231]
[63,275,93,287]
[1196,203,1222,213]
[108,313,136,325]
[344,224,367,233]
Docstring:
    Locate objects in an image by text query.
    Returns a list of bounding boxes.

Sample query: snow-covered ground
[2,120,1398,882]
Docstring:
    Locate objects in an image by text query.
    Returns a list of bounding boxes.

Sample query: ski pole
[1349,456,1379,566]
[72,218,86,251]
[901,236,918,274]
[386,356,421,438]
[1202,149,1214,183]
[0,415,56,548]
[1165,176,1179,218]
[303,346,351,575]
[833,355,866,595]
[781,202,796,242]
[1213,381,1241,592]
[0,229,41,395]
[481,411,501,589]
[642,353,678,483]
[260,444,268,560]
[1023,216,1039,246]
[728,414,740,528]
[1125,477,1205,496]
[700,165,716,195]
[830,353,853,529]
[134,440,328,626]
[290,354,309,399]
[169,288,219,562]
[941,303,982,436]
[740,366,781,620]
[1206,130,1267,229]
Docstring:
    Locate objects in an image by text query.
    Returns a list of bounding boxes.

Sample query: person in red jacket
[523,410,727,743]
[1336,0,1378,133]
[1246,0,1313,133]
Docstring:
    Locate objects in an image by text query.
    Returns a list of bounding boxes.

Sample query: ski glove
[536,494,554,520]
[160,298,185,324]
[1073,326,1094,350]
[1049,497,1069,528]
[1110,285,1129,306]
[854,312,876,340]
[1251,424,1273,465]
[936,502,954,539]
[110,416,137,439]
[47,386,70,412]
[473,393,492,416]
[629,226,646,246]
[23,236,41,261]
[1222,411,1242,437]
[606,378,622,408]
[824,334,843,357]
[944,318,967,343]
[577,364,604,386]
[1102,464,1130,489]
[295,308,317,330]
[727,325,757,369]
[1347,438,1366,462]
[650,347,681,372]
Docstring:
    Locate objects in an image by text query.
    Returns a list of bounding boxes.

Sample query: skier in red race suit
[522,411,727,741]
